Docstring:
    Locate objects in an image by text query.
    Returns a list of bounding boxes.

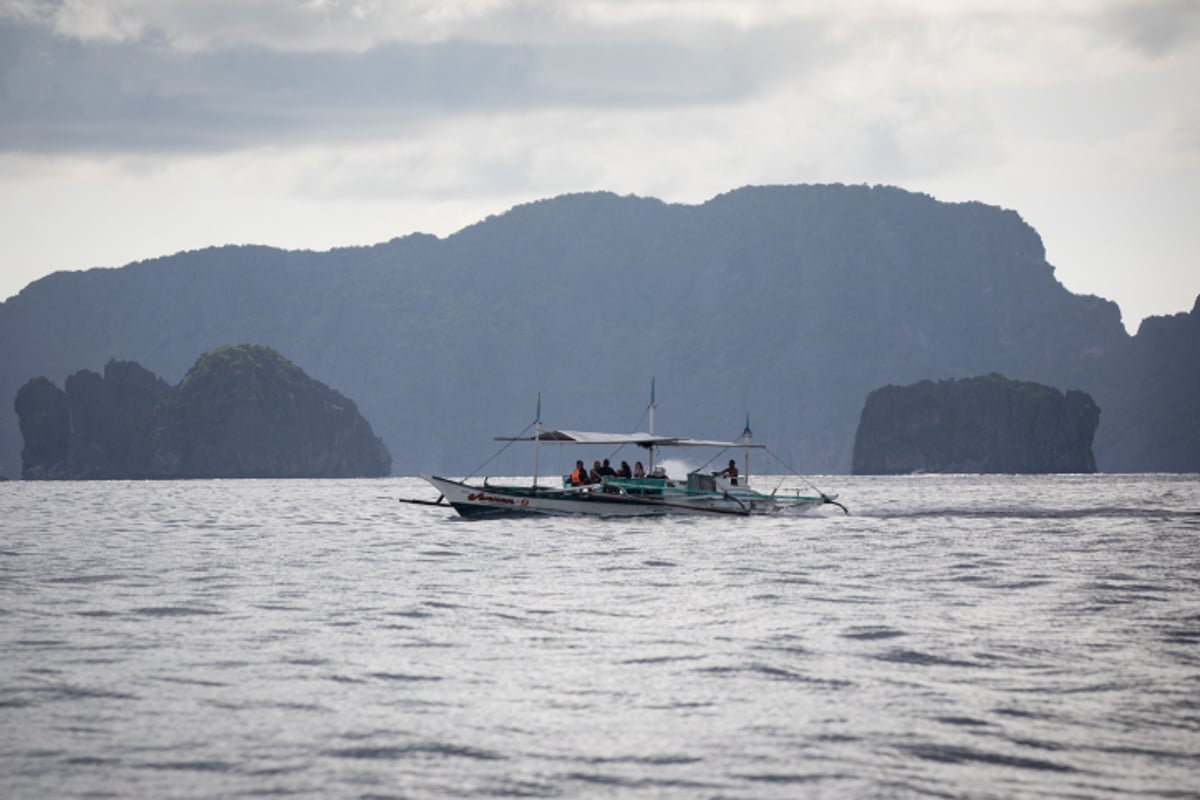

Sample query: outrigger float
[400,384,847,519]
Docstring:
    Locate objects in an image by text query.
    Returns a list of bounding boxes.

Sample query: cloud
[2,0,1195,191]
[1092,0,1200,58]
[0,13,771,155]
[3,0,754,51]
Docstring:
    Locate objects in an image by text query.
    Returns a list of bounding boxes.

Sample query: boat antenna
[533,392,542,490]
[648,378,657,474]
[742,412,752,483]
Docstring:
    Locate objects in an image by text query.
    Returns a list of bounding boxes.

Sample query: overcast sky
[1,0,1197,333]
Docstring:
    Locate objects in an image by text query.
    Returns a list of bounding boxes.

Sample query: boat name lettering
[467,492,527,507]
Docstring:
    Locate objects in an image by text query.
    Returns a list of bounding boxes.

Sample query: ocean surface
[1,474,1198,799]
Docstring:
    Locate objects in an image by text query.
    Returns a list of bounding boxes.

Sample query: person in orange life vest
[570,460,589,486]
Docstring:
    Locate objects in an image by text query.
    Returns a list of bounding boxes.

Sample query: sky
[1,0,1197,334]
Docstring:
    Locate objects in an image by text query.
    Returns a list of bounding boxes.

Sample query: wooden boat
[400,383,846,519]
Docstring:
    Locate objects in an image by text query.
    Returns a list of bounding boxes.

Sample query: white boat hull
[422,476,826,519]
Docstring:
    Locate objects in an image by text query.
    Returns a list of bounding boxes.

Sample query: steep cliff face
[14,345,391,479]
[1091,296,1200,472]
[852,374,1099,474]
[14,376,71,479]
[60,360,172,479]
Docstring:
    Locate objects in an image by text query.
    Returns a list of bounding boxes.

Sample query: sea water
[1,474,1197,798]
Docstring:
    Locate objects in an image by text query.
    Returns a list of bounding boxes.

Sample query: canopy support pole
[743,412,753,484]
[647,378,657,474]
[533,393,542,490]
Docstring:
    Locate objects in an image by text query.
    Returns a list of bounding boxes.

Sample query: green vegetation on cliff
[14,344,391,479]
[157,344,392,478]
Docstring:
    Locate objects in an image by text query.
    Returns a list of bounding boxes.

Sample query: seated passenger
[617,460,632,478]
[649,466,675,487]
[598,459,617,477]
[633,461,645,478]
[570,460,588,486]
[589,460,602,483]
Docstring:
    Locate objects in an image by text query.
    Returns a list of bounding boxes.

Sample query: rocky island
[852,374,1099,474]
[14,344,392,479]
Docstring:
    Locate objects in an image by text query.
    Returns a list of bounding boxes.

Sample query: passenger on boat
[570,460,589,486]
[589,460,602,483]
[598,459,617,478]
[634,461,645,478]
[617,461,632,479]
[721,459,739,485]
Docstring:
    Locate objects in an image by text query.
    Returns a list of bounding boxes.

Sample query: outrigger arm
[397,495,449,508]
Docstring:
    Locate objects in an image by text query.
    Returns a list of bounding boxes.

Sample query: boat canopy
[496,429,763,448]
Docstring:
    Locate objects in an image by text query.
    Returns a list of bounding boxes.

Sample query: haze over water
[2,474,1197,798]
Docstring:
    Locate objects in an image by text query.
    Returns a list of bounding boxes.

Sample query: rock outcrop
[14,376,71,480]
[14,344,392,479]
[61,360,172,479]
[1090,295,1200,472]
[852,374,1099,474]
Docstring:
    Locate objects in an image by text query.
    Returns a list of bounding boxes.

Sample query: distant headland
[14,344,391,480]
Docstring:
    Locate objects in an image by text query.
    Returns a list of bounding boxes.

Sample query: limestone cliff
[852,374,1099,474]
[154,345,392,478]
[14,376,71,480]
[14,345,391,479]
[1091,295,1199,472]
[61,360,172,479]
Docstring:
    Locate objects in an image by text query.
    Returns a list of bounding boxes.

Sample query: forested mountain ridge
[2,184,1194,476]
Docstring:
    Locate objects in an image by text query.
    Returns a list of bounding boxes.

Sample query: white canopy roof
[497,429,762,448]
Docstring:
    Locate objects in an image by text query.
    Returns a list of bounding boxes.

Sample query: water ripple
[1,474,1196,799]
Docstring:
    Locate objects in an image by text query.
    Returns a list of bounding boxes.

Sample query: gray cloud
[1095,0,1200,58]
[0,16,765,154]
[8,1,1196,159]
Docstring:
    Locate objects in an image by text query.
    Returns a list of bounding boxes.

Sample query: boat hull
[423,476,825,519]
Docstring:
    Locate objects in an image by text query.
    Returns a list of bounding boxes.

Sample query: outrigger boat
[401,385,847,519]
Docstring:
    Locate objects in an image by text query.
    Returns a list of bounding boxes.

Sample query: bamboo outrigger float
[400,382,846,519]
